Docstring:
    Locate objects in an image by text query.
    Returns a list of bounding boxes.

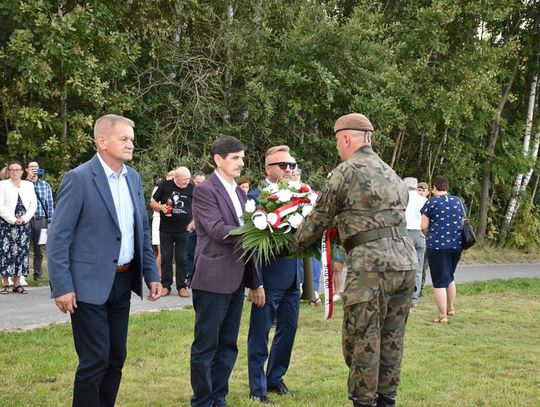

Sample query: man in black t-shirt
[150,166,194,297]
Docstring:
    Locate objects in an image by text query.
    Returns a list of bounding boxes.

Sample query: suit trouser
[29,216,47,277]
[343,270,415,406]
[407,230,426,303]
[70,271,132,407]
[247,286,300,397]
[160,230,188,290]
[190,286,244,407]
[185,231,197,281]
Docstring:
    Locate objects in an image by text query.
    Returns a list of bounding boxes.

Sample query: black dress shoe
[249,394,273,404]
[267,382,292,396]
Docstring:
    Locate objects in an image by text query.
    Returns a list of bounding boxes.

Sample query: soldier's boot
[376,394,396,407]
[353,401,376,407]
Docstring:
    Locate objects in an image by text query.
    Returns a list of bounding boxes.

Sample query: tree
[0,0,138,181]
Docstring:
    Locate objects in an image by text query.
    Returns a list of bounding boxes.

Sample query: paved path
[1,286,192,331]
[1,264,539,331]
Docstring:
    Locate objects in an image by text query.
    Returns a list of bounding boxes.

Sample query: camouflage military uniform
[293,146,417,407]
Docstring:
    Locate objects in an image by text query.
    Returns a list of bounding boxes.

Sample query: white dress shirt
[215,170,243,224]
[405,190,427,230]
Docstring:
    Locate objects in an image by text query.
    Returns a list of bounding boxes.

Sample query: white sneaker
[333,294,341,302]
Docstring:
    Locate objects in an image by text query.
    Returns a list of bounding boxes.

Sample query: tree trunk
[416,132,425,180]
[428,128,446,181]
[390,130,403,168]
[222,4,234,123]
[531,173,540,204]
[522,123,540,190]
[477,60,518,240]
[254,0,264,26]
[500,72,538,236]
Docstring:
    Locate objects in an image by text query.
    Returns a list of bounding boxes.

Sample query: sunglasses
[267,162,297,170]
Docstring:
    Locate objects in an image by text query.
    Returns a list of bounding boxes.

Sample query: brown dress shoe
[178,287,190,298]
[161,287,171,297]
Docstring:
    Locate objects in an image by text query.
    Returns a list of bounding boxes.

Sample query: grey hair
[402,177,418,190]
[94,114,135,140]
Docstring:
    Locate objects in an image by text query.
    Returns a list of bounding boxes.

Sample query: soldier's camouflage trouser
[342,269,415,406]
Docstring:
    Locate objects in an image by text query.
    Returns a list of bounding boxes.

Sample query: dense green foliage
[1,0,539,244]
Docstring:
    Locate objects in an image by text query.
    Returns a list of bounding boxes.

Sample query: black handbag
[461,219,477,250]
[459,199,476,250]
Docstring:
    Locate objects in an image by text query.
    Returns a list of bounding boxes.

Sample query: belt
[116,262,131,273]
[33,216,47,220]
[343,226,408,253]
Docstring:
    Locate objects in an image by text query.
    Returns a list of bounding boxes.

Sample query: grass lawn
[2,278,539,406]
[460,242,540,264]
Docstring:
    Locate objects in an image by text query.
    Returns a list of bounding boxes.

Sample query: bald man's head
[174,167,191,188]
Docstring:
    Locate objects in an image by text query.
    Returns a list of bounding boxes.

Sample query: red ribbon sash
[321,229,334,319]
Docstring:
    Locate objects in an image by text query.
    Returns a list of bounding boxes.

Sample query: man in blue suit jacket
[247,145,303,404]
[47,114,161,407]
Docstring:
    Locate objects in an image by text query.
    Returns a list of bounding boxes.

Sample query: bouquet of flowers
[228,180,319,266]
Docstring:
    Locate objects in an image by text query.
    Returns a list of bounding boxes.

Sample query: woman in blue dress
[0,161,37,294]
[420,175,464,323]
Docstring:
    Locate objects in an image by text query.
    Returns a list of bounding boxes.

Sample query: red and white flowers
[229,180,317,265]
[245,181,317,232]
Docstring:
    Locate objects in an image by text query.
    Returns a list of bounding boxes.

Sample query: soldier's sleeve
[292,167,346,251]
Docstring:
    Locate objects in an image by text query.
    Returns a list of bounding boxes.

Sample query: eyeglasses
[267,162,297,170]
[8,168,23,172]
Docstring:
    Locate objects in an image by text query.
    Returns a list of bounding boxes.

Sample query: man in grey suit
[47,114,162,407]
[190,135,265,407]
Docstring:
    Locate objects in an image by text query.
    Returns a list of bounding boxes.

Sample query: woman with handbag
[0,160,37,294]
[420,175,464,323]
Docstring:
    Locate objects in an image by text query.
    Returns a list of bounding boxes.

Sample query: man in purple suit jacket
[190,135,265,407]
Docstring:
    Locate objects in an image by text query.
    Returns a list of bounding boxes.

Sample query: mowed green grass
[1,279,539,407]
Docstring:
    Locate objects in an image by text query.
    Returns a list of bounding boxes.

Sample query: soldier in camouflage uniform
[292,113,417,407]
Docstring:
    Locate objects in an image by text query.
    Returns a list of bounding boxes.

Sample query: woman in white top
[0,160,37,294]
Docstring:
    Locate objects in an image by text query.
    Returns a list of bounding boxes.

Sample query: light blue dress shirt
[97,154,135,265]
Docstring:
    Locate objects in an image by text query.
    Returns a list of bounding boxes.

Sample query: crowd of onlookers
[1,158,464,325]
[0,160,54,294]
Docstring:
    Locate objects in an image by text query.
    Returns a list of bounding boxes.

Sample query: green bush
[504,201,540,250]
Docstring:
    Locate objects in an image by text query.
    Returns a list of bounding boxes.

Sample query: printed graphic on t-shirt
[170,191,188,215]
